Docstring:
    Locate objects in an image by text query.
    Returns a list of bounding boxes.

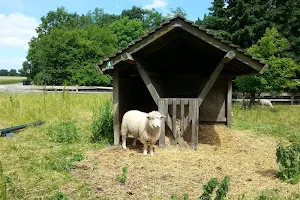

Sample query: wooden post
[291,93,294,105]
[180,100,184,137]
[158,99,166,147]
[113,67,120,146]
[191,99,199,150]
[227,75,232,128]
[172,99,177,139]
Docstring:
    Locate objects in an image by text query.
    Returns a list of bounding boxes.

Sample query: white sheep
[259,99,274,108]
[121,110,165,155]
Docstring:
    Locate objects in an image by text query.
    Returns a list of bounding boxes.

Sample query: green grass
[0,92,111,199]
[232,103,300,143]
[0,76,27,85]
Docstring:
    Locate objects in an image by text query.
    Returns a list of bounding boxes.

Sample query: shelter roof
[97,15,268,75]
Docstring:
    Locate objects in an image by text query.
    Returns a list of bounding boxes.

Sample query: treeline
[21,6,187,86]
[22,1,300,95]
[0,69,21,76]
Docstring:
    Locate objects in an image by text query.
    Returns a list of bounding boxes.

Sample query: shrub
[170,176,230,200]
[276,143,300,184]
[199,176,230,200]
[116,167,128,184]
[47,153,84,173]
[46,121,78,144]
[90,99,113,143]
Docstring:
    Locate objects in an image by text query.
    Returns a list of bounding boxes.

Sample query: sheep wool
[121,110,165,155]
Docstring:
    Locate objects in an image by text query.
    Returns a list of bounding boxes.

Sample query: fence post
[291,93,294,105]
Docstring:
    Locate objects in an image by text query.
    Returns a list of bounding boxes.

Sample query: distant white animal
[121,110,166,155]
[259,99,274,108]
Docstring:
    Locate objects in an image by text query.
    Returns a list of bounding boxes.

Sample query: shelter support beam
[198,51,235,106]
[113,67,120,146]
[135,59,173,131]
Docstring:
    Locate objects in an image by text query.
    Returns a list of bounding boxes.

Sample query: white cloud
[0,12,39,50]
[143,0,167,10]
[0,58,25,70]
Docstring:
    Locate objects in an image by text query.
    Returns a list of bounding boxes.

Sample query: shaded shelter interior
[117,27,235,123]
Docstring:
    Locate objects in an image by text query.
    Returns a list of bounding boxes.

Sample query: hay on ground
[62,125,300,200]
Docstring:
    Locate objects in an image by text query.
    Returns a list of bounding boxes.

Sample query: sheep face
[146,111,165,129]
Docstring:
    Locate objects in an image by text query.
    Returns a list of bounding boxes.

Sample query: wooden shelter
[98,15,268,150]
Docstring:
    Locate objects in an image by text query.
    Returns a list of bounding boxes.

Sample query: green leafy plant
[46,120,78,144]
[47,153,84,173]
[49,190,69,200]
[170,193,189,200]
[90,99,113,143]
[199,176,230,200]
[116,167,128,184]
[0,161,7,200]
[276,143,300,184]
[216,176,230,200]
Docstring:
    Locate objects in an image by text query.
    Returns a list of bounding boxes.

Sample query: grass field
[0,93,299,199]
[232,103,300,143]
[0,76,27,85]
[0,92,111,199]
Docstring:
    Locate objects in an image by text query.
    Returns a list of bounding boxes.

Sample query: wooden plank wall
[199,76,228,123]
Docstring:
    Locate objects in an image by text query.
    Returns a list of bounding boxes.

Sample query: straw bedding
[63,125,300,200]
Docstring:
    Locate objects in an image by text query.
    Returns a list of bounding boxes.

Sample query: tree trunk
[250,93,256,106]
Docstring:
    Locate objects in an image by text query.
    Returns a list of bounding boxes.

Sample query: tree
[26,25,117,85]
[86,8,120,26]
[8,69,18,76]
[121,6,164,30]
[36,7,81,35]
[166,7,187,18]
[108,17,145,49]
[234,27,300,101]
[0,69,9,76]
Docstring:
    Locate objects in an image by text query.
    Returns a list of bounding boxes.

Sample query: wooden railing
[232,92,300,105]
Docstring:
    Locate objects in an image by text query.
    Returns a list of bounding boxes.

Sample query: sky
[0,0,212,71]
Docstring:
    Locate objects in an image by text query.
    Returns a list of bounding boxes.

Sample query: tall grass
[232,103,300,143]
[0,92,111,199]
[0,76,27,85]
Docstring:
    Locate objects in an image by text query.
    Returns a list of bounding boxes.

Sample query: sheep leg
[121,128,127,149]
[141,141,148,155]
[149,143,155,156]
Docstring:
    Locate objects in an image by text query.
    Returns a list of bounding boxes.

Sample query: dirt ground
[63,125,300,200]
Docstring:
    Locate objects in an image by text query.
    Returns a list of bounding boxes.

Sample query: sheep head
[146,111,166,129]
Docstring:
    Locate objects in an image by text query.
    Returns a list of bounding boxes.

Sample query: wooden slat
[180,100,184,137]
[172,99,177,139]
[227,75,232,128]
[158,99,166,147]
[113,67,120,146]
[191,99,199,150]
[198,51,235,106]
